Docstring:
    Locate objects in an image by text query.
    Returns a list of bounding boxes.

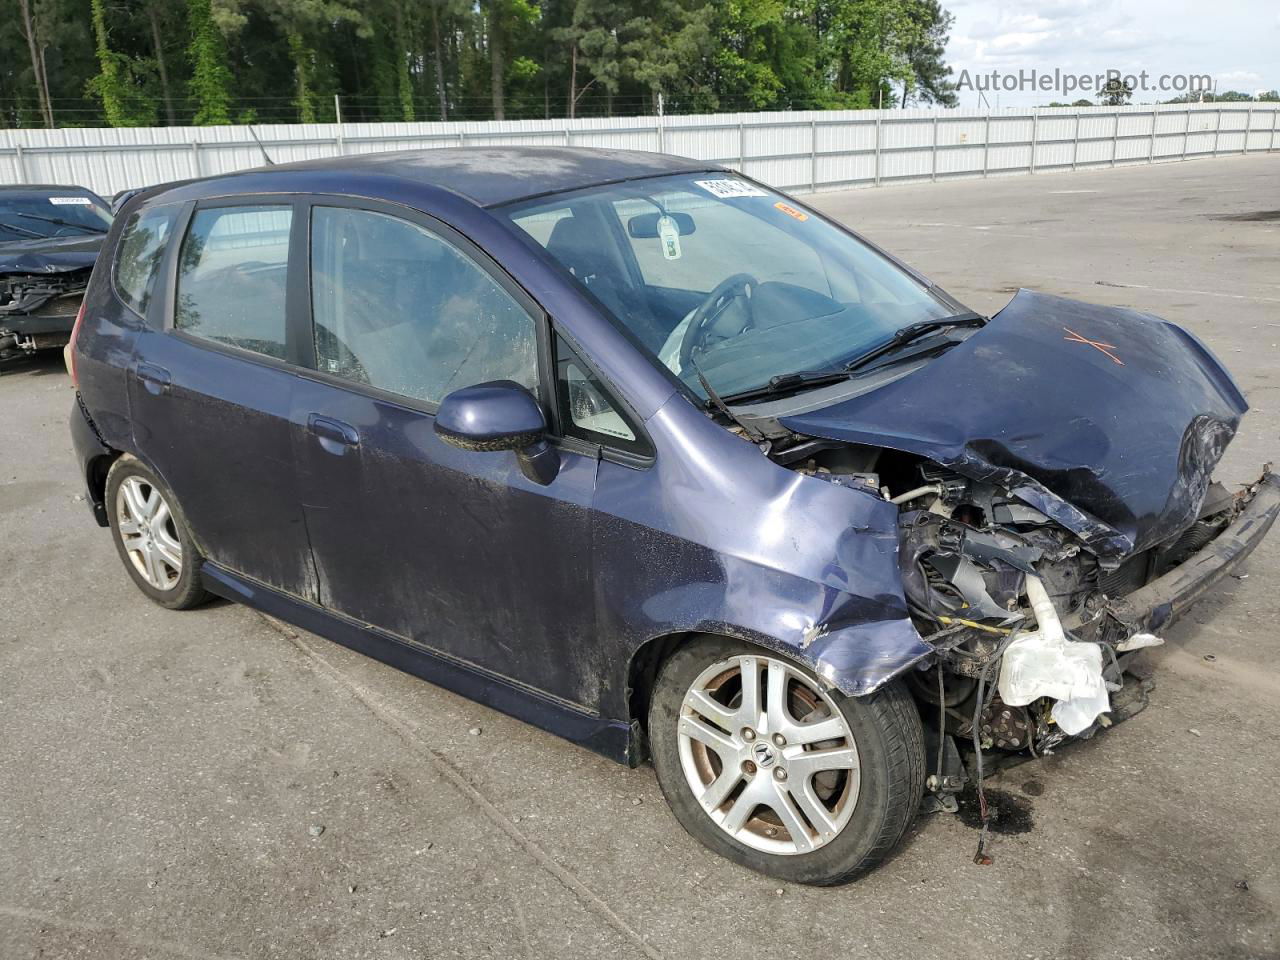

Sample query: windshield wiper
[16,212,108,235]
[712,312,986,407]
[718,369,855,406]
[0,220,46,240]
[844,312,985,373]
[691,357,767,441]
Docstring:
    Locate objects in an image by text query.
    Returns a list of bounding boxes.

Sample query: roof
[271,146,724,207]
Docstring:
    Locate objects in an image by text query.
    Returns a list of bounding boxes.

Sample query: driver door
[289,199,602,707]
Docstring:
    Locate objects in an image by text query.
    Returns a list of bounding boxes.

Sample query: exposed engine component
[978,698,1033,750]
[1,270,89,359]
[998,576,1110,735]
[774,439,1242,766]
[0,270,89,318]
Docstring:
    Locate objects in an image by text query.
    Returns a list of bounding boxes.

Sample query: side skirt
[200,562,639,765]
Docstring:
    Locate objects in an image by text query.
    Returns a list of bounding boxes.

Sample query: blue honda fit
[68,147,1278,883]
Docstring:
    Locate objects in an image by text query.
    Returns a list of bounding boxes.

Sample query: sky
[943,0,1280,107]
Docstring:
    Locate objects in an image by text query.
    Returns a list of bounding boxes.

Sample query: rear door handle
[135,361,172,396]
[307,414,360,454]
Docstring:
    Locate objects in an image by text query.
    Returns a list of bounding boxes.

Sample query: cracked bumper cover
[1084,470,1280,638]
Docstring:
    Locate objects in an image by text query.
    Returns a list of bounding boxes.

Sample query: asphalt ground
[2,152,1278,959]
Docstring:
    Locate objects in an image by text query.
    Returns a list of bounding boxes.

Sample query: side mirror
[435,381,560,485]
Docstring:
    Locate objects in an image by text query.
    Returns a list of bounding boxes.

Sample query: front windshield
[505,173,953,400]
[0,190,112,243]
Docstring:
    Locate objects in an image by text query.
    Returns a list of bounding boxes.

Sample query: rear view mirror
[627,211,696,239]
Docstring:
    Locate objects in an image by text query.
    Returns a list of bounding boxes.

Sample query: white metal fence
[2,102,1277,200]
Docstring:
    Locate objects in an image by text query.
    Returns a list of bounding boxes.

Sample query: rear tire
[106,456,210,610]
[648,635,924,885]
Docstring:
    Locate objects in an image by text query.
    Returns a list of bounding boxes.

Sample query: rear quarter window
[174,205,292,360]
[114,206,178,318]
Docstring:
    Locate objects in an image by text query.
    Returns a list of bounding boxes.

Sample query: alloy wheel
[677,654,860,855]
[115,475,183,591]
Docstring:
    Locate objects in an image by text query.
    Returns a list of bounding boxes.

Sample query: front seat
[545,216,665,351]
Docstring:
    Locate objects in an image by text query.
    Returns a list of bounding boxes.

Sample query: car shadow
[1,351,67,378]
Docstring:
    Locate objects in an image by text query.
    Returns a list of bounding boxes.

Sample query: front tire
[106,456,209,610]
[649,635,924,885]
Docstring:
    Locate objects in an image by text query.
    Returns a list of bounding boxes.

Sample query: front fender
[624,556,931,698]
[594,394,930,715]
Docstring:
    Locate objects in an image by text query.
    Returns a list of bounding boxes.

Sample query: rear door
[127,197,315,599]
[288,198,603,705]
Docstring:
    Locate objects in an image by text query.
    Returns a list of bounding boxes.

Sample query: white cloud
[945,0,1279,106]
[1216,71,1265,93]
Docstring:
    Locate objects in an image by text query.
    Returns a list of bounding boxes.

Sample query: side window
[310,206,537,406]
[554,333,646,454]
[114,206,175,317]
[175,205,292,360]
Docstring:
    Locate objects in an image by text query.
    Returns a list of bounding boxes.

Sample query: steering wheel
[678,273,759,373]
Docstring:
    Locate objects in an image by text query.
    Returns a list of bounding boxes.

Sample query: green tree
[361,0,414,122]
[553,0,628,117]
[425,0,456,120]
[1099,75,1132,106]
[620,0,717,111]
[187,0,233,123]
[16,0,55,126]
[88,0,159,126]
[144,2,180,124]
[899,0,956,107]
[712,0,786,109]
[481,0,539,120]
[390,0,414,121]
[0,0,974,128]
[807,0,919,108]
[285,29,316,122]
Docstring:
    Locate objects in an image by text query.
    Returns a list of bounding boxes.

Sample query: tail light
[64,299,86,388]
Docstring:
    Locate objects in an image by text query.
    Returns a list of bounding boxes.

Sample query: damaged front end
[0,269,92,358]
[771,436,1280,817]
[894,466,1278,751]
[734,292,1280,807]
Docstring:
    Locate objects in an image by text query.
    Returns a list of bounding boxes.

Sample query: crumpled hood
[0,235,102,275]
[779,290,1248,561]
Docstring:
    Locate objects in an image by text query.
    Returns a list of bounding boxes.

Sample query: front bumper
[1,312,77,338]
[1,312,76,355]
[1081,469,1280,639]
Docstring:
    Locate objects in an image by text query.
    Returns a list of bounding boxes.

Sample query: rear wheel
[106,457,209,610]
[648,635,924,885]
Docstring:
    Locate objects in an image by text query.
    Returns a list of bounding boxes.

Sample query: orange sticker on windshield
[774,202,808,222]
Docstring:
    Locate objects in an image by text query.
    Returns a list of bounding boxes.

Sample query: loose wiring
[971,626,1022,866]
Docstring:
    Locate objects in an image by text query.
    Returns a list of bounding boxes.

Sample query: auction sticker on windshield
[774,201,809,221]
[695,179,768,199]
[49,197,93,205]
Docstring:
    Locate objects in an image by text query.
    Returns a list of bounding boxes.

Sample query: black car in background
[0,185,113,363]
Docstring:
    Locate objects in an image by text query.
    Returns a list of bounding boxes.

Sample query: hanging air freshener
[657,214,682,260]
